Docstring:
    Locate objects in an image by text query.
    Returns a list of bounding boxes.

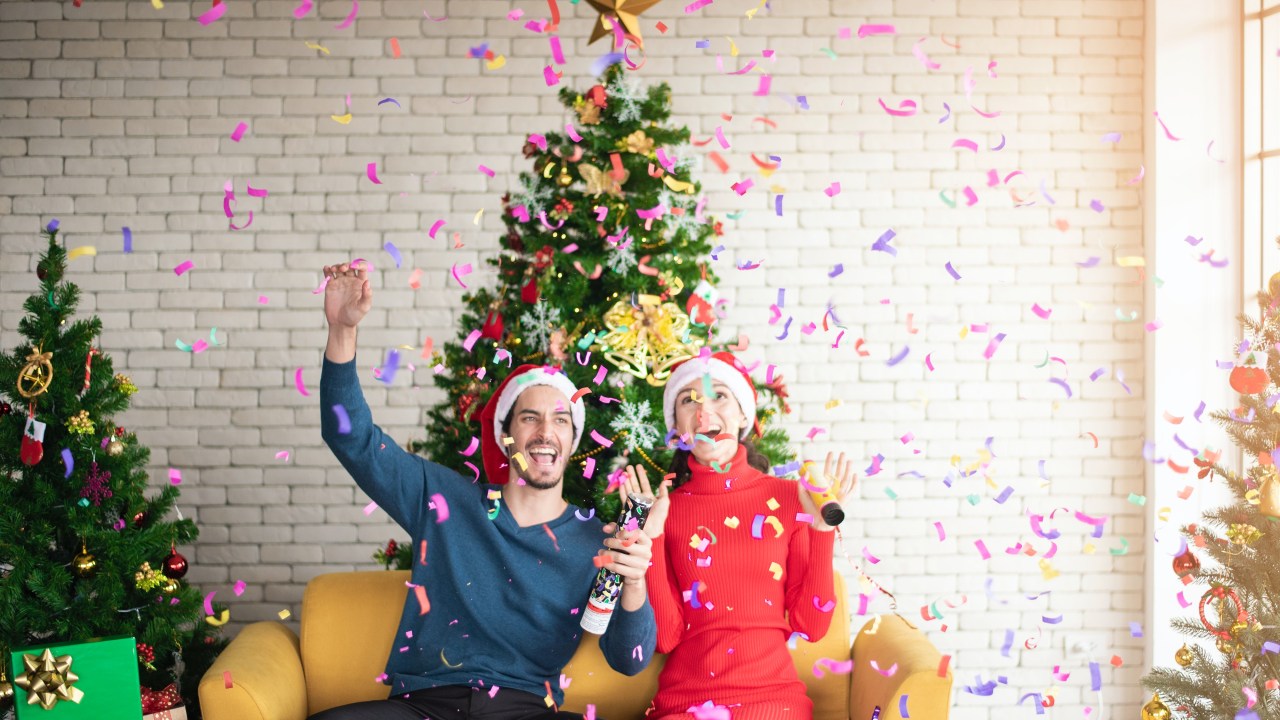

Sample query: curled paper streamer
[430,493,449,523]
[331,404,351,434]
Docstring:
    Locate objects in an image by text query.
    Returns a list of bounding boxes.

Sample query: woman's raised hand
[798,451,858,532]
[322,262,372,329]
[623,464,670,540]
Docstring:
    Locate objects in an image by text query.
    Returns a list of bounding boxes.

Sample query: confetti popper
[580,493,653,635]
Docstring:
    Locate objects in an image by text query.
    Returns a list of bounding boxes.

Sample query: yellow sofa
[199,571,952,720]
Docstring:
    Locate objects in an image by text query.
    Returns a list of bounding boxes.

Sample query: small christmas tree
[0,221,226,719]
[1141,264,1280,719]
[407,63,794,518]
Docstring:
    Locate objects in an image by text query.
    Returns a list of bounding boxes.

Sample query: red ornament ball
[161,548,188,579]
[0,401,10,416]
[1229,365,1269,395]
[1173,547,1200,577]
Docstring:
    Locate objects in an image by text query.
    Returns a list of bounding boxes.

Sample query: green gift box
[9,635,142,720]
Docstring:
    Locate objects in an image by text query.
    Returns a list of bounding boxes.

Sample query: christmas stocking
[21,415,46,466]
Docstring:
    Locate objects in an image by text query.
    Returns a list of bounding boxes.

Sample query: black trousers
[307,685,588,720]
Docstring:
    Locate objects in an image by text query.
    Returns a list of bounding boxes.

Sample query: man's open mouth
[528,446,559,466]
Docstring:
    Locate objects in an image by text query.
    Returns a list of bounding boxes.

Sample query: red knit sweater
[645,446,837,720]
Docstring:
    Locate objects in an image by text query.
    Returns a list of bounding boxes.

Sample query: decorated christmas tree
[0,221,225,719]
[406,63,795,519]
[1141,268,1280,719]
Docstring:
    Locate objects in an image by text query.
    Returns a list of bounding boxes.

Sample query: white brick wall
[0,0,1147,716]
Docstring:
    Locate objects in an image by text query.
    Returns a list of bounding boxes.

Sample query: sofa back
[299,571,851,720]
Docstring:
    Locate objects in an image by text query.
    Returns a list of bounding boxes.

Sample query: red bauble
[587,84,608,108]
[1173,547,1200,577]
[161,547,188,579]
[0,401,10,416]
[1229,366,1269,395]
[521,276,540,305]
[133,510,148,528]
[533,245,555,271]
[480,309,505,341]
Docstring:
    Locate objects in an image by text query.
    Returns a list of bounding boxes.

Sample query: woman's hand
[798,451,857,532]
[623,464,670,539]
[322,262,372,329]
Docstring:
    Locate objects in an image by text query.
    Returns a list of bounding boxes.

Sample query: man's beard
[519,468,562,490]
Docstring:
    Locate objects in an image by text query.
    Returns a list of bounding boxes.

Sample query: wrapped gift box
[142,707,186,720]
[9,635,142,720]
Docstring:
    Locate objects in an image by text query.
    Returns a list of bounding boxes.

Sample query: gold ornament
[1227,523,1262,546]
[71,543,96,578]
[17,348,53,399]
[1258,465,1280,518]
[107,439,124,457]
[13,648,84,710]
[1141,693,1171,720]
[622,129,654,155]
[557,170,574,187]
[1217,636,1236,654]
[65,410,94,435]
[1174,644,1193,667]
[594,295,701,386]
[113,373,137,396]
[584,0,662,45]
[574,98,602,125]
[1231,619,1249,638]
[135,562,166,592]
[1233,651,1249,672]
[578,163,629,197]
[0,673,12,703]
[1270,270,1280,297]
[162,578,181,594]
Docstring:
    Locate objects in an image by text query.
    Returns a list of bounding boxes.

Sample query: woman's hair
[666,438,772,489]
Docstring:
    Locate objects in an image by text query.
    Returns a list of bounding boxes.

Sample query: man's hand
[323,262,372,363]
[600,522,653,611]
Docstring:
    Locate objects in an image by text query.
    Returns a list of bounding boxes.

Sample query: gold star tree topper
[585,0,664,45]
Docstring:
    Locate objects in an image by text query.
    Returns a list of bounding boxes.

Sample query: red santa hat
[479,364,584,484]
[662,351,758,439]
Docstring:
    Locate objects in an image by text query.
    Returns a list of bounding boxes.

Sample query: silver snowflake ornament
[609,400,662,453]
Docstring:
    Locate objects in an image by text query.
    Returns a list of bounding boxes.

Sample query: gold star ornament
[14,648,85,710]
[585,0,664,45]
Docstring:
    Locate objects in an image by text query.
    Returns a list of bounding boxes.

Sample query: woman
[623,351,857,720]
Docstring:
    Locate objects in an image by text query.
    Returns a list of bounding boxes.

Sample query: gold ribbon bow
[14,648,85,710]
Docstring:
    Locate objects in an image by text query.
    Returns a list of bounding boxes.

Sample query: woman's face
[671,378,747,466]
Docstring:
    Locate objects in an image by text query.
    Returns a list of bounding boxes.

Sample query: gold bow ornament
[594,295,701,386]
[14,648,85,710]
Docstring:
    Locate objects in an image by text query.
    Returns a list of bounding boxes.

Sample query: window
[1244,0,1280,284]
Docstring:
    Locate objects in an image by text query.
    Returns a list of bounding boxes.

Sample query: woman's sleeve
[783,525,837,642]
[645,532,686,653]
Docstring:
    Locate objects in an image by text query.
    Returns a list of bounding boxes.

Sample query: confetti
[174,260,194,276]
[331,404,351,434]
[169,468,182,485]
[295,368,310,396]
[230,122,248,142]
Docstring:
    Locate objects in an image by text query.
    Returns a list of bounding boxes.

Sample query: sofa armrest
[198,621,308,720]
[848,615,952,720]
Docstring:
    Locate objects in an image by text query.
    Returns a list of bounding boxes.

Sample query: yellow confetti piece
[512,452,527,471]
[766,497,780,511]
[1082,543,1096,554]
[958,326,970,340]
[726,36,739,57]
[1246,489,1261,505]
[662,175,696,194]
[1158,506,1171,521]
[824,399,841,409]
[277,609,291,620]
[305,42,331,55]
[860,613,882,635]
[440,650,462,668]
[764,515,784,538]
[1116,256,1145,267]
[473,208,484,225]
[487,489,502,500]
[487,55,507,70]
[502,436,514,445]
[768,561,783,580]
[205,609,230,627]
[150,0,164,8]
[1038,559,1059,581]
[689,533,703,549]
[744,0,767,18]
[724,516,740,529]
[67,246,97,261]
[331,113,353,124]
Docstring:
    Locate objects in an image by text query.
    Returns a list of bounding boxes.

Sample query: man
[313,262,656,720]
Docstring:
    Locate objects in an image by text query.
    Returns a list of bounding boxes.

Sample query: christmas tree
[406,63,795,519]
[1141,269,1280,719]
[0,221,226,719]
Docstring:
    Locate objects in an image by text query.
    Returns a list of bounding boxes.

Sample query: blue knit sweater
[320,358,655,705]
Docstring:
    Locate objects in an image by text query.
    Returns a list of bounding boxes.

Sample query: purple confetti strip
[62,448,74,478]
[332,404,351,434]
[1000,629,1014,657]
[993,486,1015,504]
[871,229,898,256]
[886,345,910,366]
[828,263,844,277]
[1129,621,1143,637]
[1090,662,1102,691]
[378,349,401,385]
[122,226,133,253]
[945,261,961,280]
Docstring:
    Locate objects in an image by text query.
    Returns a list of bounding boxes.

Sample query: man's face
[505,385,575,490]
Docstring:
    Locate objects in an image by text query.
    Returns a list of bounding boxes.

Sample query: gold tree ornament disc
[595,296,701,385]
[1141,693,1171,720]
[17,349,53,399]
[1174,644,1193,666]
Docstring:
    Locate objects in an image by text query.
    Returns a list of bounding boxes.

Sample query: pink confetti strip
[565,123,582,142]
[962,186,979,205]
[174,260,194,276]
[549,35,566,64]
[824,182,841,197]
[951,138,978,153]
[450,262,473,288]
[934,522,946,541]
[233,580,247,596]
[203,591,217,616]
[730,178,754,195]
[543,65,561,86]
[861,546,881,564]
[430,493,449,522]
[1032,303,1052,319]
[169,468,182,486]
[460,436,479,456]
[583,457,596,478]
[714,126,730,149]
[1153,110,1181,141]
[590,429,613,447]
[294,368,310,396]
[878,98,918,117]
[870,660,898,677]
[230,122,248,142]
[335,0,359,29]
[1145,319,1163,332]
[975,539,991,559]
[294,0,313,18]
[685,0,713,12]
[198,1,228,26]
[366,162,383,184]
[857,24,896,37]
[462,329,482,352]
[812,658,854,678]
[911,38,940,70]
[753,75,772,96]
[478,164,495,177]
[982,332,1007,360]
[363,500,380,516]
[813,596,837,612]
[924,353,935,371]
[428,219,446,239]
